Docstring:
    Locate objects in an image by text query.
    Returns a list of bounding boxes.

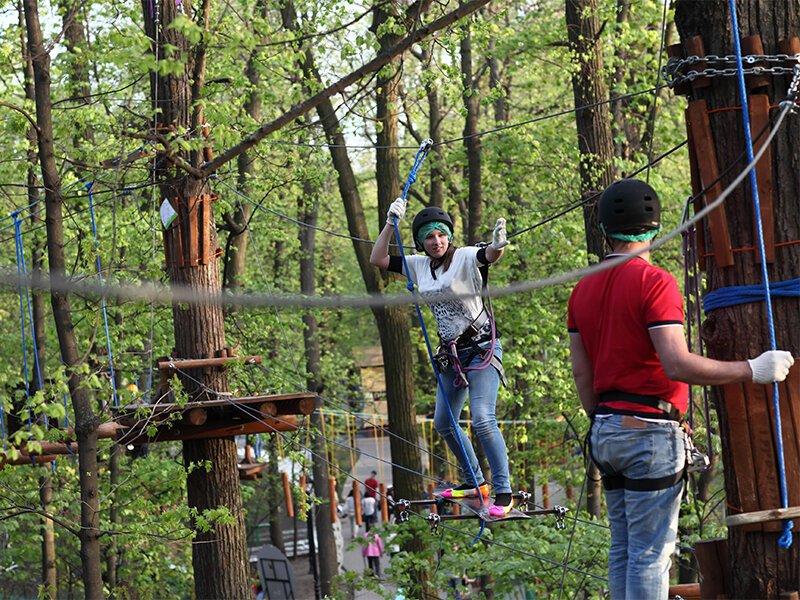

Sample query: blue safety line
[728,0,793,548]
[13,214,45,395]
[12,214,33,431]
[85,182,119,408]
[703,278,800,313]
[392,139,486,542]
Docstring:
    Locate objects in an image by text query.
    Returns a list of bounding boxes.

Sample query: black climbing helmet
[411,207,455,252]
[598,179,661,235]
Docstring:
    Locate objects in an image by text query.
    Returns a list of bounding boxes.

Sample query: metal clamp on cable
[427,512,441,533]
[554,505,568,530]
[394,499,411,524]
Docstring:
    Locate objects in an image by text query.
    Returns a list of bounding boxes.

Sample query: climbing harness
[728,0,793,549]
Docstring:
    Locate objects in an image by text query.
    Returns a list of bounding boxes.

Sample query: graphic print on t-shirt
[402,247,488,342]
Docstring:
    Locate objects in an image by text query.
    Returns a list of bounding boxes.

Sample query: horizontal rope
[0,91,791,314]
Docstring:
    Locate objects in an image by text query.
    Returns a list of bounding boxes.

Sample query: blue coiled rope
[86,182,119,409]
[703,278,800,313]
[391,139,486,542]
[728,0,793,548]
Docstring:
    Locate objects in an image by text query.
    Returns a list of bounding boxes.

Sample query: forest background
[0,0,715,598]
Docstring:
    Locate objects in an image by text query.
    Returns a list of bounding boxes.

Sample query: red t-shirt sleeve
[567,287,578,333]
[642,270,684,328]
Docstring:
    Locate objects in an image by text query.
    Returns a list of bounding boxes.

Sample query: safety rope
[12,211,46,435]
[391,138,487,541]
[86,182,120,409]
[728,0,793,548]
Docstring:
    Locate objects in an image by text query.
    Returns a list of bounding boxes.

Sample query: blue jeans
[433,341,510,494]
[590,415,685,600]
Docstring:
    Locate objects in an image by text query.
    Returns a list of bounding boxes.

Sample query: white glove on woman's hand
[747,350,795,383]
[387,197,406,222]
[490,218,508,249]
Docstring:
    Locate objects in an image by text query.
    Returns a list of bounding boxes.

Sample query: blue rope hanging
[12,212,34,434]
[392,139,486,542]
[728,0,793,549]
[85,182,120,409]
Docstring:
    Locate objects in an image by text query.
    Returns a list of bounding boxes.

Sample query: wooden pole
[379,483,389,522]
[427,482,437,515]
[328,477,337,523]
[282,472,294,518]
[353,480,363,526]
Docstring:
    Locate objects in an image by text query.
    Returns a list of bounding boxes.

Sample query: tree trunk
[674,2,800,596]
[298,182,338,596]
[566,0,618,519]
[56,0,93,145]
[417,45,444,208]
[22,1,104,596]
[105,444,120,592]
[370,0,427,507]
[141,2,249,597]
[19,5,57,595]
[460,16,483,244]
[281,1,426,507]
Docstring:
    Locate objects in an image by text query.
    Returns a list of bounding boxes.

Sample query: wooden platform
[238,461,268,480]
[111,392,318,445]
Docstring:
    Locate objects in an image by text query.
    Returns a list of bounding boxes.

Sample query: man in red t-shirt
[568,179,793,600]
[364,470,379,500]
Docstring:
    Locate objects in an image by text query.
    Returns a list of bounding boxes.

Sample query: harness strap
[597,390,680,421]
[602,469,685,492]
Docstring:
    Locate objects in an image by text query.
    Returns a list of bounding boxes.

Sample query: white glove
[490,218,508,250]
[747,350,795,384]
[387,197,406,222]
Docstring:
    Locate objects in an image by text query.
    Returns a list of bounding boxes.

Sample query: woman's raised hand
[490,218,508,249]
[387,197,407,223]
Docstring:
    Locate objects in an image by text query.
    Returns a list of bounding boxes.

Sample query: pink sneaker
[487,499,514,518]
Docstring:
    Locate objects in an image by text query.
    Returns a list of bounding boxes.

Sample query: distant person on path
[364,470,379,498]
[361,493,377,531]
[344,489,357,539]
[568,178,795,599]
[362,531,384,577]
[371,201,515,517]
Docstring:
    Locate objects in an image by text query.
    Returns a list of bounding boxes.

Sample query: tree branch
[0,100,40,133]
[203,0,492,176]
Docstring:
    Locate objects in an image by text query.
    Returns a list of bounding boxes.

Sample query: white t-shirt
[362,496,377,517]
[401,247,489,342]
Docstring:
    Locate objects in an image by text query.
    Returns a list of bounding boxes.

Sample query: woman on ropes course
[370,199,515,517]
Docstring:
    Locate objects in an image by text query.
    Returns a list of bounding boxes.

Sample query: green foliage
[0,0,711,597]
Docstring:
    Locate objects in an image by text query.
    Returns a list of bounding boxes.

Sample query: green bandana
[417,222,453,248]
[602,225,661,242]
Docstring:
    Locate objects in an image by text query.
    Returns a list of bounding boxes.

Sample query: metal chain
[663,53,800,88]
[780,65,800,112]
